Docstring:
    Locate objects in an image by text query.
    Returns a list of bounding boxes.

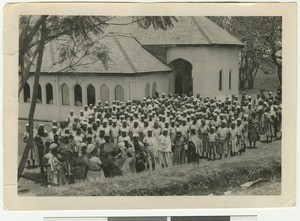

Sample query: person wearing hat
[141,120,150,138]
[68,110,76,128]
[110,119,120,144]
[83,105,90,119]
[118,128,132,146]
[158,128,172,168]
[130,120,141,140]
[187,126,202,163]
[132,133,147,173]
[34,124,50,175]
[217,120,229,159]
[172,128,187,165]
[242,114,249,151]
[248,112,260,149]
[207,126,218,161]
[57,133,76,176]
[49,126,59,142]
[88,104,94,115]
[153,122,161,140]
[121,119,130,134]
[143,128,158,170]
[23,123,39,168]
[73,128,85,153]
[78,110,86,123]
[99,134,120,178]
[229,122,239,156]
[84,144,105,181]
[199,119,210,159]
[169,120,177,142]
[44,143,67,186]
[236,118,244,155]
[259,89,266,101]
[71,143,88,183]
[179,119,189,141]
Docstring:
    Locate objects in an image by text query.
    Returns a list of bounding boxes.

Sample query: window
[229,70,232,90]
[37,84,42,103]
[87,84,96,106]
[219,70,223,91]
[23,83,30,102]
[145,82,150,97]
[115,85,124,102]
[100,84,109,104]
[61,83,70,105]
[46,83,53,104]
[74,84,82,106]
[152,81,157,98]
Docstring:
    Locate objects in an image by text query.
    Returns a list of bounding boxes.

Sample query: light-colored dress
[84,156,105,181]
[44,152,67,186]
[217,127,229,154]
[229,128,239,153]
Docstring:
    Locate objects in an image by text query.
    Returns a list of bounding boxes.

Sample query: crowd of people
[23,90,282,186]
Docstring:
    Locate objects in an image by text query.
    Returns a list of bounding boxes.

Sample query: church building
[19,16,244,121]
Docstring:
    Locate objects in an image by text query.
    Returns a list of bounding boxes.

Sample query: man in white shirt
[158,128,172,168]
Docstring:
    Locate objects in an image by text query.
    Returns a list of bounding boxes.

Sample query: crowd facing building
[23,90,282,186]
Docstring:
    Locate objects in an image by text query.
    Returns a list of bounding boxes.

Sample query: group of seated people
[22,90,282,186]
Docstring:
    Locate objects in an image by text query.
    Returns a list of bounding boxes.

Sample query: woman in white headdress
[84,144,105,181]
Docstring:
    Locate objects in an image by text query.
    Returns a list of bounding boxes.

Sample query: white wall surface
[166,46,240,98]
[19,72,169,121]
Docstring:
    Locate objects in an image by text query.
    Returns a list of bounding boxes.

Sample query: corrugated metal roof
[32,32,172,74]
[106,16,244,46]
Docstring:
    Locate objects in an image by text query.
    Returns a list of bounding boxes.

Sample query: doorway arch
[168,58,193,96]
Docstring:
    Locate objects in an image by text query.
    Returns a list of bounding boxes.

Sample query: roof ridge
[190,17,212,44]
[112,33,137,73]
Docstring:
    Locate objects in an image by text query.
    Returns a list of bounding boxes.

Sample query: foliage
[208,16,282,88]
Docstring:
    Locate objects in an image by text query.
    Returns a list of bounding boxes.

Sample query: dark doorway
[169,58,193,95]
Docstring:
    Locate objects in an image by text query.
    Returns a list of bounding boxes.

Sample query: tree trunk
[18,75,31,94]
[277,64,282,85]
[18,21,48,179]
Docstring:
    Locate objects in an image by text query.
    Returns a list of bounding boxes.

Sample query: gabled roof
[32,32,172,74]
[106,16,244,46]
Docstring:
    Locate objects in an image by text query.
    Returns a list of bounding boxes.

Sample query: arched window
[100,84,109,104]
[74,84,82,106]
[61,83,70,105]
[23,83,30,102]
[229,70,232,90]
[46,83,53,104]
[37,84,42,103]
[152,81,157,98]
[115,85,124,102]
[87,84,96,106]
[145,82,150,97]
[219,70,223,91]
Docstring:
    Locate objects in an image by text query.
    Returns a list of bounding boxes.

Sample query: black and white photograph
[3,2,297,210]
